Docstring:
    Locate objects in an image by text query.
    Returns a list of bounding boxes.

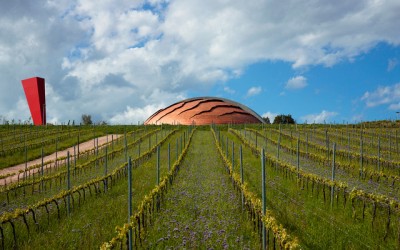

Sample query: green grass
[240,128,400,198]
[219,127,399,249]
[0,125,138,169]
[0,128,183,249]
[0,128,160,213]
[142,130,260,249]
[1,124,400,249]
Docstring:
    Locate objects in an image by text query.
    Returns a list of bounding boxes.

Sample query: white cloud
[4,98,31,124]
[223,86,235,94]
[246,86,262,97]
[261,111,279,122]
[361,83,400,108]
[388,58,398,72]
[389,103,400,110]
[1,1,400,123]
[109,104,163,124]
[301,110,338,123]
[285,76,308,90]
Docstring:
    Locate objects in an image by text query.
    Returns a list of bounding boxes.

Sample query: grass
[240,128,400,199]
[142,130,260,249]
[1,124,400,249]
[0,125,137,169]
[0,128,159,213]
[0,128,183,249]
[219,127,398,249]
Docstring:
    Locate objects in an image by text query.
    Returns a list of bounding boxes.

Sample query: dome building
[144,97,264,125]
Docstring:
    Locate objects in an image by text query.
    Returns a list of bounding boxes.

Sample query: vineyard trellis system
[229,127,400,247]
[1,123,400,248]
[101,126,196,249]
[0,128,182,248]
[0,128,171,205]
[244,128,400,187]
[0,128,154,185]
[212,127,300,249]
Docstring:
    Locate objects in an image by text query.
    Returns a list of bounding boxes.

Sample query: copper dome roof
[144,97,264,125]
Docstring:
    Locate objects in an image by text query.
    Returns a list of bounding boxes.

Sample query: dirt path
[0,134,122,186]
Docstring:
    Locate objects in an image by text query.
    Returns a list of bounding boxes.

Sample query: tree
[81,114,93,125]
[273,114,296,124]
[262,117,271,124]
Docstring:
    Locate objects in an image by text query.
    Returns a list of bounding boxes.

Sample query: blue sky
[0,0,400,124]
[212,43,400,123]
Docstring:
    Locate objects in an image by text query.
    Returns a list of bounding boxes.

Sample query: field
[0,123,400,249]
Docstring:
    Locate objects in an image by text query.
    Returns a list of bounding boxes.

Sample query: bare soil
[0,134,121,186]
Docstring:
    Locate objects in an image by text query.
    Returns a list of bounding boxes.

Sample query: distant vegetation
[262,116,271,124]
[81,114,93,125]
[273,114,296,124]
[360,119,400,128]
[262,114,296,124]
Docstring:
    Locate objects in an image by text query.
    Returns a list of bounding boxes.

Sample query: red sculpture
[21,77,46,125]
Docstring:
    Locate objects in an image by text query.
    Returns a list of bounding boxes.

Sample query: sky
[0,0,400,124]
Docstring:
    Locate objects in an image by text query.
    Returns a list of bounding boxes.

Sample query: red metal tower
[21,77,46,125]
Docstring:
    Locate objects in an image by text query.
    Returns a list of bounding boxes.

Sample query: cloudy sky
[1,0,400,124]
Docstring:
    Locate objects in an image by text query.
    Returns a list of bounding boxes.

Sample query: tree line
[262,114,295,124]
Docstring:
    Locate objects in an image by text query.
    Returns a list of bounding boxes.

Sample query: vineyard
[0,123,399,249]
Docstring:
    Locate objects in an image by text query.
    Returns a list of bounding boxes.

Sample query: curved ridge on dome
[144,97,264,125]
